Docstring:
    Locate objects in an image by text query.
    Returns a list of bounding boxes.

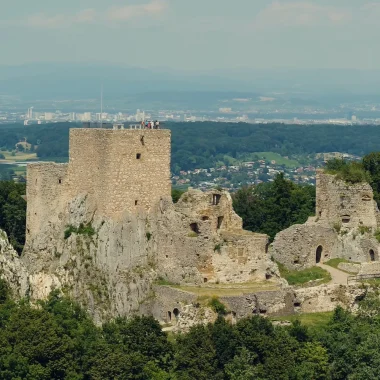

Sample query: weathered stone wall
[272,224,339,270]
[221,290,294,318]
[151,285,197,323]
[316,170,379,229]
[67,129,171,217]
[152,189,275,285]
[26,163,68,239]
[272,171,380,270]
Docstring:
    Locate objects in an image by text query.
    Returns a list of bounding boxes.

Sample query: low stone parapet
[338,262,361,274]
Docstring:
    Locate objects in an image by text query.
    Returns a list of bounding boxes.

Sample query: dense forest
[0,281,379,379]
[2,122,380,172]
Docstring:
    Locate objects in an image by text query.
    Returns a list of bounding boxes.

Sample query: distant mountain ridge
[2,63,380,100]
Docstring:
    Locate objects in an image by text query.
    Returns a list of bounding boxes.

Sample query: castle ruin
[272,169,380,270]
[22,127,276,322]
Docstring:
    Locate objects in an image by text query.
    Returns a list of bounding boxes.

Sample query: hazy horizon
[1,0,379,71]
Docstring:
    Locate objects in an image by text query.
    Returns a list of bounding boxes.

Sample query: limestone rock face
[21,189,275,323]
[0,229,29,298]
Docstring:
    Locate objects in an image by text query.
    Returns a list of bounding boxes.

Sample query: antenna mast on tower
[100,84,103,128]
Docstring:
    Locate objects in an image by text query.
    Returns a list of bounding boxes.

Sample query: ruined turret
[272,170,380,270]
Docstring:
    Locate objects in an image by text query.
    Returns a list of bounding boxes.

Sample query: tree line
[3,122,380,172]
[0,279,379,379]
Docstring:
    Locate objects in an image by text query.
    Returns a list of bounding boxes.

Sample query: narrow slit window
[136,153,141,159]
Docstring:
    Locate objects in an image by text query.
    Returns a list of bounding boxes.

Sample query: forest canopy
[0,282,378,379]
[2,122,380,172]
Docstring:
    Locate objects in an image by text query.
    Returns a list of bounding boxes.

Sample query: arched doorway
[316,246,323,263]
[173,308,180,319]
[370,249,375,262]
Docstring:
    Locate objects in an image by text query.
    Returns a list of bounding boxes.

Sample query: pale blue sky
[0,0,378,70]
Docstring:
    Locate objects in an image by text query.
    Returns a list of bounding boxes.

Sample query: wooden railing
[347,273,380,284]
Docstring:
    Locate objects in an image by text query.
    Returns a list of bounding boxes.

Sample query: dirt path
[317,263,349,285]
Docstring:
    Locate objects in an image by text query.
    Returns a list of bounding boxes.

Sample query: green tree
[232,174,315,240]
[173,324,221,380]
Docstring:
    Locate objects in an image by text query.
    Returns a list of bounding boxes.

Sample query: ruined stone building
[272,169,380,270]
[20,127,276,322]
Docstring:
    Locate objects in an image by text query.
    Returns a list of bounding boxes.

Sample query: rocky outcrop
[21,189,277,323]
[0,229,29,298]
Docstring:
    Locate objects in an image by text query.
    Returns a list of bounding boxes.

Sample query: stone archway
[316,245,323,264]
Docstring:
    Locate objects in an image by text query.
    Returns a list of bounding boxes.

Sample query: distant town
[2,105,380,126]
[172,152,361,191]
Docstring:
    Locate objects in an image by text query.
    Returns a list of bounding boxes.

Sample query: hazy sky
[0,0,379,71]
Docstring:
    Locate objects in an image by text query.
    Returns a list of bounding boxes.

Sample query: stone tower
[26,128,171,240]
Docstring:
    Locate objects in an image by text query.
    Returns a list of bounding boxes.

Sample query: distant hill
[2,63,380,101]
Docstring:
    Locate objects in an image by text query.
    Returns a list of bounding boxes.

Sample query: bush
[172,189,185,203]
[333,222,341,233]
[208,297,227,315]
[64,223,95,240]
[375,229,380,243]
[325,160,371,184]
[359,225,371,235]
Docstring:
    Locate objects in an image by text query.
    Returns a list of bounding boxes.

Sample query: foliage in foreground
[0,278,379,379]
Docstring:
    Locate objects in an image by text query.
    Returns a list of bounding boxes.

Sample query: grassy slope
[271,311,334,329]
[277,262,332,286]
[255,152,301,168]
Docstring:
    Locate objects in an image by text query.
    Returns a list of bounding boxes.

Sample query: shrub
[325,159,371,184]
[214,244,221,253]
[64,225,77,240]
[155,277,177,286]
[64,223,95,240]
[375,229,380,243]
[146,232,152,241]
[359,225,371,235]
[208,297,227,315]
[333,222,341,233]
[172,189,185,203]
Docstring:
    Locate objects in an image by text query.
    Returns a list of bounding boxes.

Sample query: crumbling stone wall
[316,169,379,229]
[272,171,380,269]
[272,224,339,270]
[26,163,68,239]
[152,189,276,285]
